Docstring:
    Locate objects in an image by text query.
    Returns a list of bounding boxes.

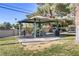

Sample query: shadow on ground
[0,42,19,46]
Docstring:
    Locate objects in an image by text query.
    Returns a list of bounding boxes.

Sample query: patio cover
[18,16,55,23]
[18,16,73,23]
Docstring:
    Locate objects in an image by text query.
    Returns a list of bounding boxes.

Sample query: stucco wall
[0,30,19,38]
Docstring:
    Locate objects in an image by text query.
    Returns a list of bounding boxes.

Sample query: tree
[69,4,75,15]
[27,3,56,18]
[0,24,5,30]
[28,3,71,18]
[12,23,23,29]
[55,3,70,16]
[36,3,56,17]
[0,22,12,30]
[3,22,12,30]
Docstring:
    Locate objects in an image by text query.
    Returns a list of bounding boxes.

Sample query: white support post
[34,18,36,38]
[19,24,21,37]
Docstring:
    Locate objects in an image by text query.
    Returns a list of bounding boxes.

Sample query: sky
[0,3,38,24]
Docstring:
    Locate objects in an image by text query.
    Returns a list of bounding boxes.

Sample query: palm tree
[37,3,56,17]
[30,3,55,17]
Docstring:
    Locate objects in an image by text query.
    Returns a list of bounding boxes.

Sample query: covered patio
[17,16,75,43]
[18,16,61,37]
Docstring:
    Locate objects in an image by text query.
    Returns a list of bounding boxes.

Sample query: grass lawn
[0,36,79,56]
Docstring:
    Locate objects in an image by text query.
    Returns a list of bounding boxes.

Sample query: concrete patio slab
[17,37,60,45]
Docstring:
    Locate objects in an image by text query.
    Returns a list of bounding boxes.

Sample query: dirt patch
[23,40,65,51]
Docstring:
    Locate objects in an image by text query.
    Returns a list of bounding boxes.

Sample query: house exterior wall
[75,4,79,43]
